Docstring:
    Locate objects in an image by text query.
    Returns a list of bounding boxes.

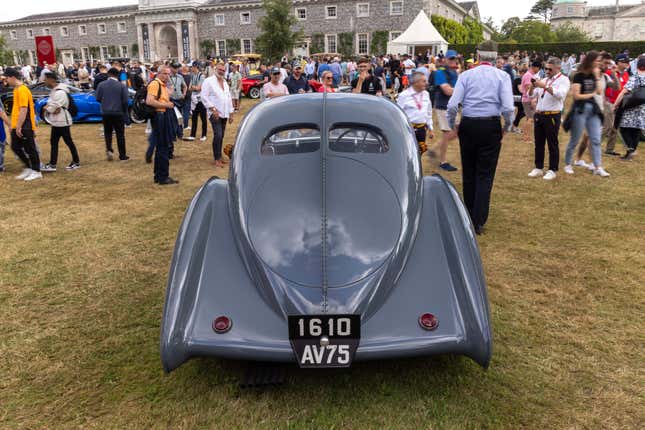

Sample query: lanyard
[541,73,562,99]
[412,91,424,110]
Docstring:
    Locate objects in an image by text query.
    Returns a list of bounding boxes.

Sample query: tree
[508,20,557,44]
[554,22,591,42]
[0,35,13,66]
[255,0,303,62]
[530,0,554,23]
[462,17,484,44]
[500,17,522,40]
[431,15,468,44]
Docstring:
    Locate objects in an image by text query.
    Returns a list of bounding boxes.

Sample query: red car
[241,74,265,99]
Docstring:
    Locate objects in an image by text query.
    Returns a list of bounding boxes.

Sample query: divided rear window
[262,125,320,156]
[261,124,388,155]
[329,126,389,153]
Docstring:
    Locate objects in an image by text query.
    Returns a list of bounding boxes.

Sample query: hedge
[449,41,645,57]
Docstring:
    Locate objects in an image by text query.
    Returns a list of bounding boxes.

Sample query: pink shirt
[520,70,535,103]
[262,82,288,97]
[317,86,337,93]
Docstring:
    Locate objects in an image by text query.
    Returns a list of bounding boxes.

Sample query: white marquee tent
[386,10,449,56]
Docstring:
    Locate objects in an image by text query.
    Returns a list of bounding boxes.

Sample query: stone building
[551,0,645,42]
[0,0,492,65]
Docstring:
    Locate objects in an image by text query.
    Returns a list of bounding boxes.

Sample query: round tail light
[212,316,232,333]
[419,313,439,331]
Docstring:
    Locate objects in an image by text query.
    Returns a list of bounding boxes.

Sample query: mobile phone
[530,78,536,84]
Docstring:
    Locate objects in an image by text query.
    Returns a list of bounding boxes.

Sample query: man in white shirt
[402,54,416,76]
[527,57,570,181]
[397,70,433,154]
[201,62,234,168]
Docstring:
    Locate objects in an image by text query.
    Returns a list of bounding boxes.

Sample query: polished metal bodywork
[160,93,493,372]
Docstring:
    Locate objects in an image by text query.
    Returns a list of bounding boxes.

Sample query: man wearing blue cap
[433,49,460,172]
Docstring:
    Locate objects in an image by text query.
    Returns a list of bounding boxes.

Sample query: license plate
[288,315,360,368]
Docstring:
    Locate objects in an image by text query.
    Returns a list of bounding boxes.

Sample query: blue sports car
[35,86,141,124]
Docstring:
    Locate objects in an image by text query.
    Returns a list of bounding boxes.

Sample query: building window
[26,29,34,39]
[389,31,401,41]
[120,45,128,57]
[117,22,127,33]
[356,3,370,17]
[78,24,87,35]
[295,7,307,20]
[390,1,403,15]
[42,28,51,35]
[81,47,90,61]
[241,38,252,54]
[97,23,107,34]
[10,30,17,40]
[357,33,369,55]
[214,14,225,26]
[326,6,337,19]
[100,46,109,60]
[240,12,251,25]
[566,6,573,14]
[216,40,226,56]
[60,26,69,37]
[325,34,337,53]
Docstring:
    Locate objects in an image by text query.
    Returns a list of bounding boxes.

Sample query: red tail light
[419,313,439,331]
[212,316,232,333]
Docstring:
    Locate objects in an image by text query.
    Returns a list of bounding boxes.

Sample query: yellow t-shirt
[147,79,170,112]
[11,84,37,130]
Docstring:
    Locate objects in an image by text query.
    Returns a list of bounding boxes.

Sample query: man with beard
[201,62,234,168]
[285,64,311,94]
[351,58,383,96]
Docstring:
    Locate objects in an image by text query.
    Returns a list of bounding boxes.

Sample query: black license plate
[288,314,360,368]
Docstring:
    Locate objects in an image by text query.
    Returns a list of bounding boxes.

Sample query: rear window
[262,125,320,156]
[329,126,389,153]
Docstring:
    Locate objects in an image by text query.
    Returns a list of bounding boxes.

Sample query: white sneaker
[15,168,32,180]
[573,160,588,168]
[593,167,610,177]
[543,170,556,181]
[41,163,57,172]
[564,165,574,175]
[183,136,195,141]
[528,168,544,178]
[200,136,207,142]
[145,129,152,135]
[24,171,42,181]
[587,163,596,171]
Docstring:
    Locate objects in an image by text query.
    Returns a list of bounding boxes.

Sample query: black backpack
[57,89,78,117]
[132,81,162,121]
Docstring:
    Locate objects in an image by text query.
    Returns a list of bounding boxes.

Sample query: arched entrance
[157,25,178,59]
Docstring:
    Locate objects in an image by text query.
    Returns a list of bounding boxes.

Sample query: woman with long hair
[563,51,610,177]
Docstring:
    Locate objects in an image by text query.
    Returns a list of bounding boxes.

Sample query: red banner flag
[35,35,56,66]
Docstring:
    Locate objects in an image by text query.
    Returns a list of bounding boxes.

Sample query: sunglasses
[545,68,553,71]
[324,76,333,80]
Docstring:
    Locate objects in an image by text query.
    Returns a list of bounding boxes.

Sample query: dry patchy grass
[0,99,643,429]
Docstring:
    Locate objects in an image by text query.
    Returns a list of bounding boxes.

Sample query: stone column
[175,21,183,62]
[149,23,157,61]
[188,20,197,62]
[136,24,144,62]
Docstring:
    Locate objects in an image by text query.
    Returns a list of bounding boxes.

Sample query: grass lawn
[0,99,643,429]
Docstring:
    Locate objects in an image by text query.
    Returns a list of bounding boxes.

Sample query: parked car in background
[1,82,81,114]
[241,74,264,99]
[34,88,140,124]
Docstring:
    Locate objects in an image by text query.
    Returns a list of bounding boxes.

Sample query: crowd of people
[0,43,643,230]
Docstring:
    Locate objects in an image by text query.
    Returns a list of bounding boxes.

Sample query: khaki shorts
[435,109,451,131]
[522,101,535,119]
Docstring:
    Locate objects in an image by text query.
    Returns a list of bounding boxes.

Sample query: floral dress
[619,74,645,130]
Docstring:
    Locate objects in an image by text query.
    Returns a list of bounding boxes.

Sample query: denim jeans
[182,101,191,129]
[0,139,5,170]
[565,102,603,167]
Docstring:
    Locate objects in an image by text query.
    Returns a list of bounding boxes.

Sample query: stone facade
[551,0,645,42]
[0,0,492,64]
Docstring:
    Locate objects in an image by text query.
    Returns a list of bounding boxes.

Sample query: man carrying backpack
[41,71,80,172]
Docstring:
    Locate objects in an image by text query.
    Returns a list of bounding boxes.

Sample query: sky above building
[0,0,641,26]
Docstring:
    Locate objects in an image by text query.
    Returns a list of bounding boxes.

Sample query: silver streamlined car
[161,93,492,371]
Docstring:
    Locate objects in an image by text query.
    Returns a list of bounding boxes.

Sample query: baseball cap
[3,67,21,79]
[294,64,302,69]
[43,71,58,80]
[171,62,181,68]
[270,67,281,74]
[445,50,458,59]
[615,53,630,63]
